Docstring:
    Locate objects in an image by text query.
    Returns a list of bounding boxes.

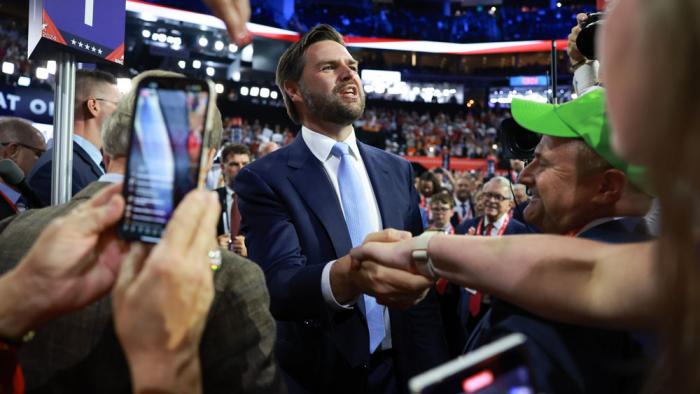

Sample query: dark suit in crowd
[27,142,103,205]
[0,182,284,394]
[235,135,448,394]
[465,217,652,394]
[215,186,242,237]
[437,214,530,355]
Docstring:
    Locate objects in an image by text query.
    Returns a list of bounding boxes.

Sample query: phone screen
[410,334,537,394]
[119,78,211,242]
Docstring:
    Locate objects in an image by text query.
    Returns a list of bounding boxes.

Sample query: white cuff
[573,60,599,96]
[321,260,356,310]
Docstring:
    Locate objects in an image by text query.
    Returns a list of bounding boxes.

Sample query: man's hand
[331,229,431,308]
[350,236,418,276]
[350,260,433,309]
[201,0,251,45]
[0,183,126,339]
[113,190,220,394]
[217,233,231,248]
[567,13,589,66]
[231,235,247,256]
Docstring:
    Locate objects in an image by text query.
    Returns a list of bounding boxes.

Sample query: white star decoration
[71,39,77,45]
[78,42,84,48]
[98,49,103,55]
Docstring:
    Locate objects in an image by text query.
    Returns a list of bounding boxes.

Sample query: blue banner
[0,84,55,124]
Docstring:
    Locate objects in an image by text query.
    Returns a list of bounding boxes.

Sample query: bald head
[0,117,47,175]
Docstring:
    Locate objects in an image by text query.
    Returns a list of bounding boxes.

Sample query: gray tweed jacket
[0,181,285,394]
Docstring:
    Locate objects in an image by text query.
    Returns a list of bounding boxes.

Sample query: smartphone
[118,76,215,243]
[409,333,539,394]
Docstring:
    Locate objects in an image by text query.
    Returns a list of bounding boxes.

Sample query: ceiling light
[1,61,14,75]
[35,67,49,80]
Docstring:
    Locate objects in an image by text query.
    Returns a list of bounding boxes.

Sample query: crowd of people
[1,0,700,393]
[222,106,507,159]
[252,2,595,43]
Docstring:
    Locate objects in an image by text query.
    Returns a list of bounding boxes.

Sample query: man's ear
[594,168,626,205]
[284,80,302,104]
[85,99,99,118]
[0,143,16,159]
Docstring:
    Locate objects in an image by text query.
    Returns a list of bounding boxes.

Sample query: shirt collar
[74,135,103,170]
[301,126,360,163]
[0,182,20,204]
[485,213,508,229]
[98,173,124,183]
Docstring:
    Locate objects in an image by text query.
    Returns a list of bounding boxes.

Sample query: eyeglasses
[430,206,452,212]
[93,97,119,106]
[482,192,511,202]
[1,142,46,157]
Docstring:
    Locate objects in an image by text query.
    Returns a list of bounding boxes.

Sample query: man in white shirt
[28,69,120,205]
[457,177,527,237]
[215,143,250,255]
[235,24,447,394]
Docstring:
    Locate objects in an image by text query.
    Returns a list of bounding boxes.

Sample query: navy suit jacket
[466,217,652,394]
[455,215,530,236]
[235,135,448,393]
[27,141,103,205]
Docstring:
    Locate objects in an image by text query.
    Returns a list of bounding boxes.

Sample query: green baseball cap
[510,89,651,194]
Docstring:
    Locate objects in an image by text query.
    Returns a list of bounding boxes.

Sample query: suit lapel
[73,142,103,178]
[287,137,352,258]
[358,143,402,229]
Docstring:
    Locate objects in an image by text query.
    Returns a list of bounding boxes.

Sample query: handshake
[331,229,440,309]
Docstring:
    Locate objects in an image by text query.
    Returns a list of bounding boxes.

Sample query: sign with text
[28,0,126,64]
[0,84,55,125]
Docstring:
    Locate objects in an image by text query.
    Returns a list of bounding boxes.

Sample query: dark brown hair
[430,192,455,209]
[275,24,344,124]
[220,143,251,163]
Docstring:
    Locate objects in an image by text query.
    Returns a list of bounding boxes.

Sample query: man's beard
[299,82,365,126]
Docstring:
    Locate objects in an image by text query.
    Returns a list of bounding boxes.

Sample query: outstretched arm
[352,234,662,330]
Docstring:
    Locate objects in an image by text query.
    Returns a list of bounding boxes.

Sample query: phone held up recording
[118,76,216,243]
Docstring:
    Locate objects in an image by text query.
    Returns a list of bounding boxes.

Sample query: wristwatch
[411,231,440,281]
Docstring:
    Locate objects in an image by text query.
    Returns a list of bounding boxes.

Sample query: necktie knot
[331,142,351,158]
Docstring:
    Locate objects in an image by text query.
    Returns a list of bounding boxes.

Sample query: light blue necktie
[331,142,386,354]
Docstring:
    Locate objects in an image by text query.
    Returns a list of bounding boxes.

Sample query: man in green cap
[465,89,654,394]
[513,89,652,235]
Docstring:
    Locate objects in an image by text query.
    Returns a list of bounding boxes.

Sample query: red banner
[403,156,488,172]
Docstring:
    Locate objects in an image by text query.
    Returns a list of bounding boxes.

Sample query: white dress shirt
[301,126,384,310]
[483,213,509,236]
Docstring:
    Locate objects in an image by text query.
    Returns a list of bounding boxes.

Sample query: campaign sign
[28,0,126,65]
[0,84,55,125]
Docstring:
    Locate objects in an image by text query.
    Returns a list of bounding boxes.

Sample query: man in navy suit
[467,90,655,394]
[456,176,528,236]
[28,70,119,205]
[235,24,448,394]
[215,143,251,256]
